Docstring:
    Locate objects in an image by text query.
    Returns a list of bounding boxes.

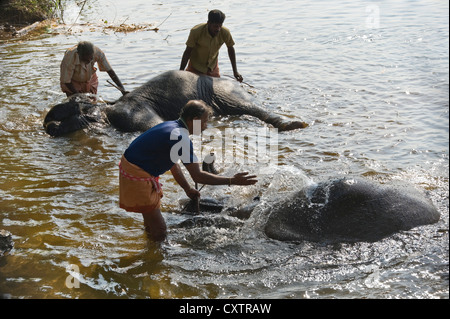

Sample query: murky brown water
[0,0,448,299]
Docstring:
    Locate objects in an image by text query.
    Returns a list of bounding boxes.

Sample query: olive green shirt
[186,23,235,73]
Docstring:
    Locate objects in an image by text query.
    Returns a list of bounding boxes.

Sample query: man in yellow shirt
[60,41,127,97]
[180,10,243,82]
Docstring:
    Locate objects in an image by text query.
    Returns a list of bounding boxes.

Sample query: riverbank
[0,0,58,39]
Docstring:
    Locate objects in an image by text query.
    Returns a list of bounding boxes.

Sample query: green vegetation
[0,0,65,25]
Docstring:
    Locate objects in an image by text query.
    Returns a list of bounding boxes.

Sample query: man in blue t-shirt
[119,100,257,241]
[124,118,198,178]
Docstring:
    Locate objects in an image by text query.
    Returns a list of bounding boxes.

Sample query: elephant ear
[44,115,90,137]
[43,100,81,124]
[202,152,219,174]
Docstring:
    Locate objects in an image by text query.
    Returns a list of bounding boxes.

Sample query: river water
[0,0,448,299]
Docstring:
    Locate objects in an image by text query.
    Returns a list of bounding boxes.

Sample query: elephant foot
[278,120,308,131]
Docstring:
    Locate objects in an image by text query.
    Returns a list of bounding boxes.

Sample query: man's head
[180,100,213,134]
[77,41,94,64]
[207,10,226,37]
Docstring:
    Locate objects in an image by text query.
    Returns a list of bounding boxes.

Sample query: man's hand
[185,187,200,200]
[231,172,257,185]
[234,72,243,83]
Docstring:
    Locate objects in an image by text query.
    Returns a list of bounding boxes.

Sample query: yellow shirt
[186,23,235,73]
[60,45,112,84]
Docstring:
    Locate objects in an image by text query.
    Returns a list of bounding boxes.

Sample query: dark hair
[208,10,226,24]
[180,100,213,121]
[77,41,94,58]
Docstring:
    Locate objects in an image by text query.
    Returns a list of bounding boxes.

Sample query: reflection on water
[0,0,448,298]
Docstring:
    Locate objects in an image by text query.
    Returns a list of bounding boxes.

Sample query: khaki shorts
[119,155,163,213]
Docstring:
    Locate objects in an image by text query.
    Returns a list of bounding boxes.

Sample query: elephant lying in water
[43,70,307,136]
[180,177,440,243]
[263,177,440,243]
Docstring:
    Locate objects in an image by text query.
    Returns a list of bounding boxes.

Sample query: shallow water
[0,0,448,299]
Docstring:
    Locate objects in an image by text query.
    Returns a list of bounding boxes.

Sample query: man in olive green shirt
[180,10,243,82]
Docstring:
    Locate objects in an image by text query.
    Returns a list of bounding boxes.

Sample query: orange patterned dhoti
[119,155,163,214]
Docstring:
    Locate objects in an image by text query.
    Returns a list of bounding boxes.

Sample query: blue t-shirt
[124,120,198,177]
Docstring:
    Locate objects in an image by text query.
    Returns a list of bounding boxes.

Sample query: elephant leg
[265,116,309,131]
[248,106,309,131]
